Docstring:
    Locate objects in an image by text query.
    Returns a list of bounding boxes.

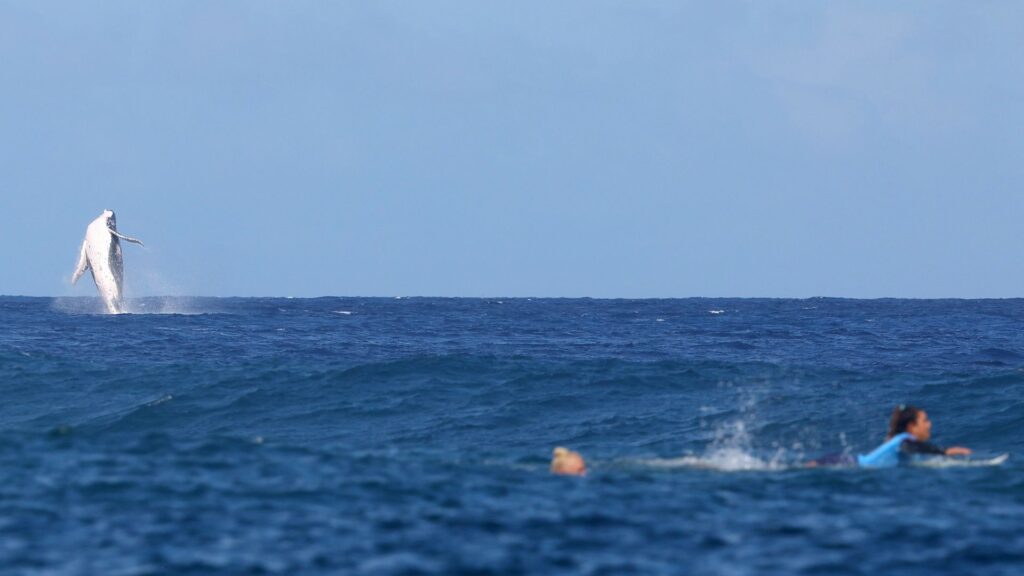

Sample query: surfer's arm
[900,440,946,455]
[71,240,89,284]
[901,440,971,456]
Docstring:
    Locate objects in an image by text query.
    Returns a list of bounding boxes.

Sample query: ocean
[1,296,1022,575]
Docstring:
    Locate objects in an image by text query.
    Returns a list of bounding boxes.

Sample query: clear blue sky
[2,2,1022,298]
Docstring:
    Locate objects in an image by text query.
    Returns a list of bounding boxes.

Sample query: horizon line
[3,294,1022,301]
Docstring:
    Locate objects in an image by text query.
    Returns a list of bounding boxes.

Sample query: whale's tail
[71,239,89,285]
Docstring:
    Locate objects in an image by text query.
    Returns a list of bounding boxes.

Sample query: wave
[1,341,1021,456]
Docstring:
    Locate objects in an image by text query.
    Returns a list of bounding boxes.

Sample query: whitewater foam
[636,450,787,472]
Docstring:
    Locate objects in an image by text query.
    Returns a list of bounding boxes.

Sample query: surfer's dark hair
[888,404,922,439]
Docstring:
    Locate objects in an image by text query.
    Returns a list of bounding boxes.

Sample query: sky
[1,1,1022,298]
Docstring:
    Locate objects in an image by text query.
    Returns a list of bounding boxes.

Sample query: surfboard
[908,453,1009,468]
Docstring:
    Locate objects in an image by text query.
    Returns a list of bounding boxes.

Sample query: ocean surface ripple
[1,297,1022,575]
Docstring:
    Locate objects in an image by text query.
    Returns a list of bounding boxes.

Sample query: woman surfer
[809,405,971,468]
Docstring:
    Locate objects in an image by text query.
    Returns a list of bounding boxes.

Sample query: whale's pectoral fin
[71,240,89,285]
[108,228,145,246]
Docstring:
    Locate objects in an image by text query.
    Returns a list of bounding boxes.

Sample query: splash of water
[640,384,796,472]
[50,296,107,315]
[123,297,208,315]
[51,296,212,315]
[56,244,214,315]
[642,420,790,472]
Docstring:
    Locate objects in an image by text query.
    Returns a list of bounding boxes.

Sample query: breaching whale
[71,210,144,314]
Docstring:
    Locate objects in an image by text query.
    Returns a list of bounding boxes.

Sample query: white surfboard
[909,453,1009,468]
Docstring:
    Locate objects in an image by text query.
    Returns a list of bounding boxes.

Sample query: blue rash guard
[808,434,948,468]
[856,433,946,468]
[856,433,912,468]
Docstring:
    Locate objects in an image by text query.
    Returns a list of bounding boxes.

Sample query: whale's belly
[84,228,124,312]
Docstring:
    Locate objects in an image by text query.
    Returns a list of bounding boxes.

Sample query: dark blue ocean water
[1,296,1022,575]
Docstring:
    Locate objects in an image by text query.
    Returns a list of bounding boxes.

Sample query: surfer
[550,446,587,476]
[883,404,971,457]
[808,404,971,468]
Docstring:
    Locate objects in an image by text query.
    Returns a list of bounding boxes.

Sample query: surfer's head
[103,209,116,228]
[888,405,932,441]
[550,446,586,476]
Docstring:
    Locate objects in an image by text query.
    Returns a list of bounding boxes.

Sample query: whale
[71,210,144,314]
